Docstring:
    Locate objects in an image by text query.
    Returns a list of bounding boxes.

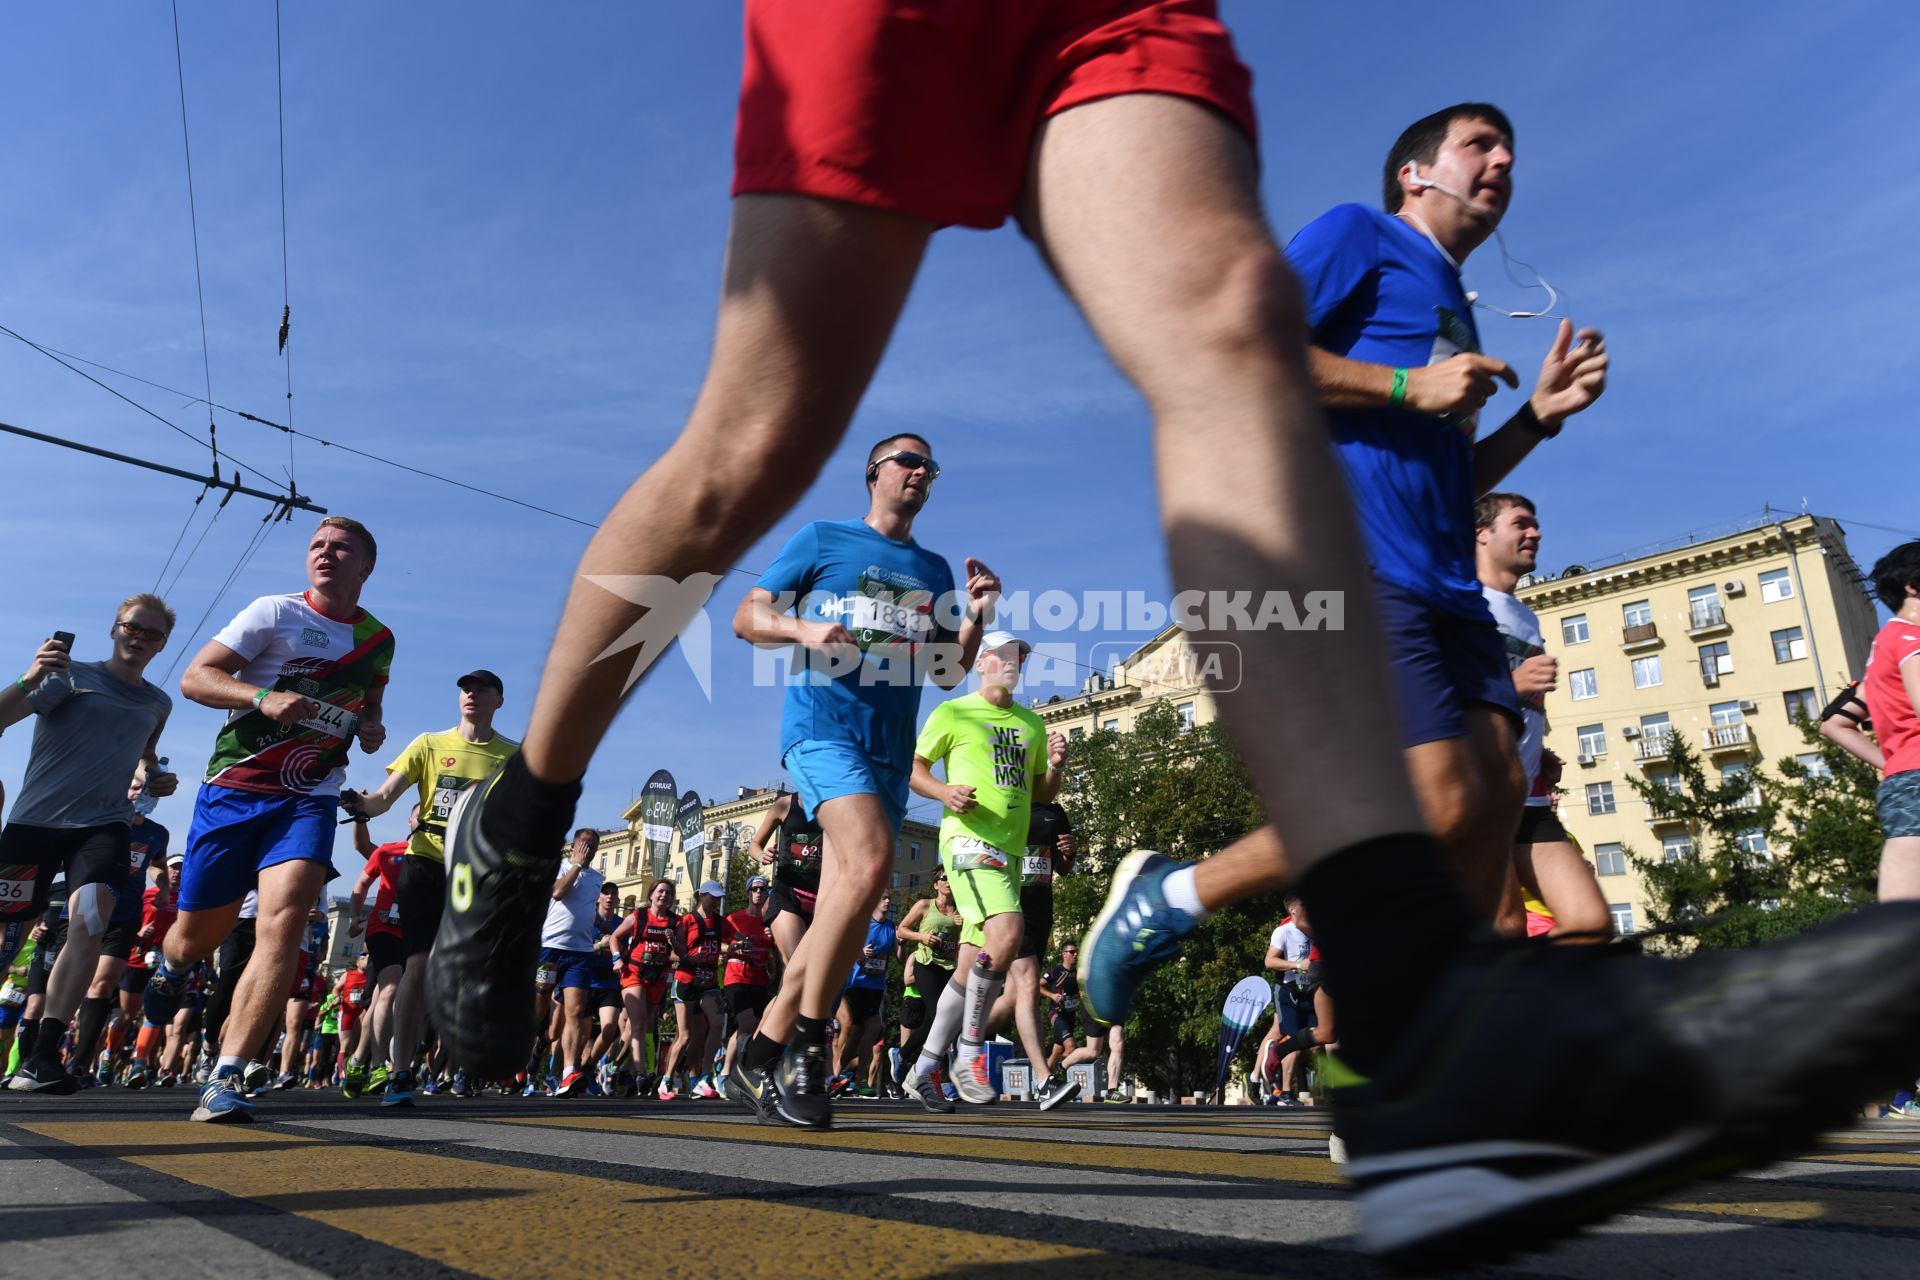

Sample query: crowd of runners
[7,1,1920,1265]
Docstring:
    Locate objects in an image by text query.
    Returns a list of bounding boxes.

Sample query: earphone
[1401,162,1561,320]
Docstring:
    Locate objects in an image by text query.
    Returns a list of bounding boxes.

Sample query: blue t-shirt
[847,918,897,990]
[1287,203,1489,620]
[757,519,959,774]
[112,819,171,923]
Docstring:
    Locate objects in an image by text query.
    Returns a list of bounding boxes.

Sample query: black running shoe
[1340,902,1920,1271]
[427,766,565,1076]
[5,1056,77,1095]
[1035,1070,1082,1112]
[726,1055,770,1118]
[770,1042,832,1130]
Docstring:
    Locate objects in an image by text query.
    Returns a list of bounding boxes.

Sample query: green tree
[1773,716,1882,910]
[1050,702,1275,1099]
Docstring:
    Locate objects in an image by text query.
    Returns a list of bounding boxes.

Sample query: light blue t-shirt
[847,918,897,990]
[1287,203,1489,620]
[757,519,958,774]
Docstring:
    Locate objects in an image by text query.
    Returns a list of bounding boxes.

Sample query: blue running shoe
[141,967,186,1028]
[382,1071,416,1108]
[1078,851,1196,1026]
[420,1075,442,1096]
[192,1074,257,1124]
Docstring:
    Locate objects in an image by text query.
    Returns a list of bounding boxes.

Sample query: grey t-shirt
[11,661,171,829]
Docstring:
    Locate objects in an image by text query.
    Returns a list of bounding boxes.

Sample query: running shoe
[714,1072,729,1100]
[952,1051,997,1105]
[1103,1087,1131,1104]
[656,1079,679,1102]
[242,1061,273,1094]
[826,1071,853,1098]
[888,1047,904,1084]
[420,1075,443,1096]
[381,1071,416,1108]
[122,1061,150,1091]
[1035,1070,1082,1112]
[451,1069,474,1098]
[1888,1100,1920,1120]
[427,766,566,1075]
[367,1065,391,1096]
[1340,902,1920,1270]
[691,1075,719,1100]
[140,968,186,1028]
[1077,851,1196,1027]
[555,1068,588,1097]
[7,1056,77,1095]
[1276,1094,1302,1109]
[1329,1133,1349,1165]
[726,1057,770,1116]
[904,1065,956,1114]
[192,1074,257,1123]
[521,1077,542,1098]
[941,1080,959,1103]
[274,1072,297,1091]
[340,1059,368,1099]
[157,1072,179,1089]
[770,1042,832,1130]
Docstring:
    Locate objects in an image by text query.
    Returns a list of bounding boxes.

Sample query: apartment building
[1516,512,1880,932]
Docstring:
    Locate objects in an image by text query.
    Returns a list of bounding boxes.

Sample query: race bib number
[298,699,358,740]
[1061,996,1079,1011]
[383,903,401,924]
[429,773,472,827]
[350,988,368,1006]
[535,964,557,986]
[860,953,888,975]
[1022,854,1051,880]
[948,837,1010,873]
[0,980,23,1007]
[846,594,924,638]
[0,865,36,905]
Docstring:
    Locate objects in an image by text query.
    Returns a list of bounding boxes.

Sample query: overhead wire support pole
[0,420,326,514]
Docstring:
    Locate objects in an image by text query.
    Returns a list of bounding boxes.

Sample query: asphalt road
[2,1089,1917,1278]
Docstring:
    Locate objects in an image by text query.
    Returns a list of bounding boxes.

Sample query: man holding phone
[0,594,178,1093]
[139,517,394,1123]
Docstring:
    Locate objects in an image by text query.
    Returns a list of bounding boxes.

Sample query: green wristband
[252,688,270,709]
[1389,367,1409,408]
[14,676,28,693]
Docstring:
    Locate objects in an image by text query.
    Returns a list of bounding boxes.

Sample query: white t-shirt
[1481,586,1547,805]
[541,863,604,951]
[1270,921,1312,986]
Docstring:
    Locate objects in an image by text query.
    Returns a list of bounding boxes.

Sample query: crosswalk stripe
[483,1114,1346,1184]
[17,1121,1265,1279]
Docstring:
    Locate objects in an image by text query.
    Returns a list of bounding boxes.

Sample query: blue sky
[4,1,1916,882]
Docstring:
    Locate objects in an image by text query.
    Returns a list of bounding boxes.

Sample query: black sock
[792,1015,828,1049]
[18,1020,39,1062]
[72,995,114,1068]
[742,1032,784,1073]
[32,1017,68,1065]
[1295,832,1472,1078]
[479,752,583,863]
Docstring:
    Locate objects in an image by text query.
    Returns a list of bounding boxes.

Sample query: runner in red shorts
[605,878,677,1094]
[425,4,1920,1261]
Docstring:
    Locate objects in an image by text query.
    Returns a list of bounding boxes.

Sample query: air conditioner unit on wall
[1621,726,1641,738]
[1738,699,1758,714]
[1725,580,1747,596]
[1577,753,1596,766]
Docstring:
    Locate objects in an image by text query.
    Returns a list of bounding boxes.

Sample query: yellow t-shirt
[386,728,519,862]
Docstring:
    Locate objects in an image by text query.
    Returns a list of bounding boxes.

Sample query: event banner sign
[1214,974,1273,1097]
[640,770,678,883]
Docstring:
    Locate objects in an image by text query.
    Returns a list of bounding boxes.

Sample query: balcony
[1619,621,1662,652]
[1686,602,1731,639]
[1633,731,1675,763]
[1702,722,1754,756]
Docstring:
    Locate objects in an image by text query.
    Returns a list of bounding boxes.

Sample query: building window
[1631,655,1663,689]
[1736,828,1769,857]
[910,843,921,862]
[1710,700,1744,726]
[1622,600,1653,628]
[1699,641,1732,680]
[1101,719,1120,733]
[909,874,920,888]
[1176,702,1196,732]
[1783,688,1819,723]
[1661,832,1694,861]
[1570,668,1598,700]
[1758,568,1794,603]
[1647,769,1679,793]
[1795,751,1831,779]
[1068,726,1086,741]
[1562,613,1590,645]
[1640,712,1671,743]
[1771,626,1807,663]
[1576,724,1607,757]
[1687,584,1723,629]
[1586,782,1616,815]
[1594,843,1627,876]
[1610,903,1637,936]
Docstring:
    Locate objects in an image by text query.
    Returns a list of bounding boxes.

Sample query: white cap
[697,879,725,899]
[979,629,1030,656]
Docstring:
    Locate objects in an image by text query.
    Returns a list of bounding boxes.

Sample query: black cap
[456,669,503,693]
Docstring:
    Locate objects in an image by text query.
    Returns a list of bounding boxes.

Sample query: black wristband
[1516,401,1561,439]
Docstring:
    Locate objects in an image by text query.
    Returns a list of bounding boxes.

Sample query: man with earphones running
[1286,101,1609,920]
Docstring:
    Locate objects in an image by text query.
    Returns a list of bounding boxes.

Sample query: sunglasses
[869,450,940,480]
[116,621,169,642]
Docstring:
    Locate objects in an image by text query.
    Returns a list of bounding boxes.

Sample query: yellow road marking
[489,1114,1345,1184]
[1658,1180,1920,1230]
[21,1122,1258,1280]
